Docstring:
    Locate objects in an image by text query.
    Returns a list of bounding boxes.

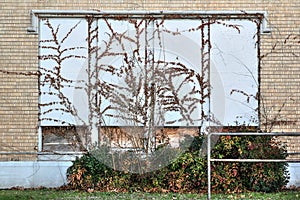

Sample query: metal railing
[207,132,300,200]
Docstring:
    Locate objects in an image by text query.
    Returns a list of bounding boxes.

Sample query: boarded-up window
[38,13,260,152]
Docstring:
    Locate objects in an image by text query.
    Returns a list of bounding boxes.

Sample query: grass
[0,189,299,200]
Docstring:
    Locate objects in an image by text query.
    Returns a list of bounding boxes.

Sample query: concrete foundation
[0,161,72,189]
[287,163,300,187]
[0,161,299,189]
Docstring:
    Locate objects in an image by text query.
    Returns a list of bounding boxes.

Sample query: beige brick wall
[0,0,299,160]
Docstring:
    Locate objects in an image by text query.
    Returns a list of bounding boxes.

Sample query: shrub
[211,135,289,193]
[66,134,289,194]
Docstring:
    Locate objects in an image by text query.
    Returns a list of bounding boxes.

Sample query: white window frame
[31,10,270,154]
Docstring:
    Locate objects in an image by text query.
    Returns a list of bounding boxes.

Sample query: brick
[0,0,299,160]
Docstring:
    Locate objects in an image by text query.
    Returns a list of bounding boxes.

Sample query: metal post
[207,133,211,200]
